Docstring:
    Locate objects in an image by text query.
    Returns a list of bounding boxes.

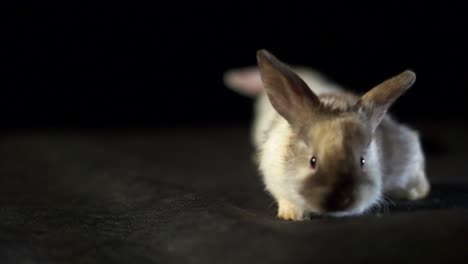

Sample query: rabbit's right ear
[358,70,416,131]
[256,49,321,128]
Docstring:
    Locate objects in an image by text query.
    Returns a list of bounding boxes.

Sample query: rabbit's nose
[323,190,354,212]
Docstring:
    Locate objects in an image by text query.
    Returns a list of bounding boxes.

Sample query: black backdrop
[4,2,468,129]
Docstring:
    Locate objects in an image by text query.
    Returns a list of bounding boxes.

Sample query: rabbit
[223,49,430,220]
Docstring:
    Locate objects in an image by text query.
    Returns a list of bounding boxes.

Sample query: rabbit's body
[224,50,430,220]
[254,86,428,219]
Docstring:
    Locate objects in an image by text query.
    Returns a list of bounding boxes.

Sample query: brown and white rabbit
[224,49,430,220]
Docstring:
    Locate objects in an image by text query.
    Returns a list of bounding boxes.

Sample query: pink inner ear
[223,67,264,97]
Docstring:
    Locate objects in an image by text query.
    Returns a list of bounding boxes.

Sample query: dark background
[2,3,468,263]
[4,1,468,130]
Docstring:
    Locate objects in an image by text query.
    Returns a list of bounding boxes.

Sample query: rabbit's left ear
[358,70,416,131]
[256,49,321,130]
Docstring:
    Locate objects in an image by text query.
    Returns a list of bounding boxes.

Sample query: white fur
[253,68,428,219]
[254,68,343,215]
[258,115,313,212]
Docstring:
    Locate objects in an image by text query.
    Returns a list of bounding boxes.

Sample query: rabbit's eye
[360,156,366,167]
[310,156,317,169]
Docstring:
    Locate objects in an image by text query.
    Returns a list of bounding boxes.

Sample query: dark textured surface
[0,123,467,263]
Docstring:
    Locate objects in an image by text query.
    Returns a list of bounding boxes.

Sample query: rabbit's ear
[223,66,264,97]
[256,49,321,128]
[358,70,416,130]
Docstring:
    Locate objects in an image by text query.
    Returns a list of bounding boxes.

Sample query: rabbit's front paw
[277,199,308,221]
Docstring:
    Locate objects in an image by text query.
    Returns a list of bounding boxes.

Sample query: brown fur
[251,49,427,219]
[257,50,320,132]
